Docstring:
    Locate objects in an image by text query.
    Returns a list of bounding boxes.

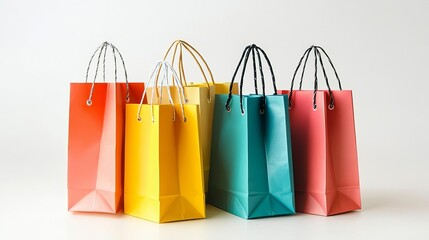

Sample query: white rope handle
[137,60,187,122]
[157,61,176,121]
[138,61,163,121]
[163,61,187,122]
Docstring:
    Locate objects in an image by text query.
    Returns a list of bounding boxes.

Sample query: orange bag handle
[85,42,130,106]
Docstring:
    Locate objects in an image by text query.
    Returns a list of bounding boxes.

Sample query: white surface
[1,0,429,239]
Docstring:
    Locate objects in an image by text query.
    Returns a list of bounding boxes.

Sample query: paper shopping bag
[278,45,361,216]
[124,61,205,223]
[208,44,295,219]
[145,40,237,192]
[68,42,144,213]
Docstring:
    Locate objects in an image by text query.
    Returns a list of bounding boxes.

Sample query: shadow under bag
[278,46,361,216]
[208,44,295,219]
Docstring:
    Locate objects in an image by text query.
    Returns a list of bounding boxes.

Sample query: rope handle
[166,40,215,86]
[153,40,215,103]
[84,42,129,106]
[225,44,277,114]
[137,61,187,123]
[288,45,342,110]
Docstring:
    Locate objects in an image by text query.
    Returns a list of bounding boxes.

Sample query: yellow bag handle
[164,40,215,88]
[153,40,215,102]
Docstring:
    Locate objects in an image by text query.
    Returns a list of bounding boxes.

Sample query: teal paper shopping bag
[208,44,295,219]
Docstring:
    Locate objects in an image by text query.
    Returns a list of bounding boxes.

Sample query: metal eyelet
[137,116,142,122]
[328,104,335,110]
[226,106,231,112]
[241,110,245,116]
[86,99,92,106]
[313,104,317,111]
[259,109,265,114]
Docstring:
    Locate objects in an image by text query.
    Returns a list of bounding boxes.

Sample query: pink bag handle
[289,45,342,110]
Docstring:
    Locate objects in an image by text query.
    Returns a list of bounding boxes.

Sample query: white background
[1,0,428,239]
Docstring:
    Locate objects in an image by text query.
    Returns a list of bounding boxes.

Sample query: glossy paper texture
[278,90,361,216]
[146,82,238,191]
[208,94,295,219]
[68,82,144,213]
[124,103,205,223]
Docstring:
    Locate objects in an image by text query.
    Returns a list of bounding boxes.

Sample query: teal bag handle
[225,44,277,114]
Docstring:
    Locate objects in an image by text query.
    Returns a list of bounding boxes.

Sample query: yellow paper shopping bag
[124,61,205,223]
[147,40,238,191]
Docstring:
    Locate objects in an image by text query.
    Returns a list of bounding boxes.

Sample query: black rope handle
[257,46,277,94]
[298,46,342,91]
[309,46,342,90]
[226,45,251,111]
[84,42,130,106]
[298,47,312,90]
[238,45,260,114]
[315,47,335,109]
[288,45,342,109]
[289,46,334,110]
[225,44,276,114]
[255,46,266,113]
[251,47,258,94]
[312,47,319,110]
[310,47,334,110]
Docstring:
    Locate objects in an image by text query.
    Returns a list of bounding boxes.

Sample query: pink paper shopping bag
[278,45,361,216]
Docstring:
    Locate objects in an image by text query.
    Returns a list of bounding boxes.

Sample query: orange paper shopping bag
[68,42,144,213]
[278,46,361,216]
